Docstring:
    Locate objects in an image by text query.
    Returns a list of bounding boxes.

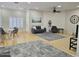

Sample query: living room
[0,2,79,57]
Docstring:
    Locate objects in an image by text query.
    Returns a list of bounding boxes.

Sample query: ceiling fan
[14,2,19,4]
[52,7,61,13]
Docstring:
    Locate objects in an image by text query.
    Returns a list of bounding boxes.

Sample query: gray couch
[31,26,46,34]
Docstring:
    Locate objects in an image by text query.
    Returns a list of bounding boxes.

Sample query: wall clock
[70,15,79,24]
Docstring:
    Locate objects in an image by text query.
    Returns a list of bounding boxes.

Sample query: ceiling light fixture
[14,2,19,4]
[57,5,62,7]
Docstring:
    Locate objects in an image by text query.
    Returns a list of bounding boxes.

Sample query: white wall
[42,12,66,32]
[26,10,32,32]
[65,9,79,34]
[30,10,43,26]
[25,10,43,32]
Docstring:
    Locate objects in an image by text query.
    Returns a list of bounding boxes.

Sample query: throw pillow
[33,26,36,30]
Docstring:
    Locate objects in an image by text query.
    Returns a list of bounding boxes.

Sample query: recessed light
[77,5,79,7]
[57,5,61,7]
[27,2,31,4]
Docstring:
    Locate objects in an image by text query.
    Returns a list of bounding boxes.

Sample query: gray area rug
[0,40,72,57]
[0,47,11,57]
[9,40,71,57]
[36,32,64,41]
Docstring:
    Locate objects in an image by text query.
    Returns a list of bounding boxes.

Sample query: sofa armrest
[44,28,46,32]
[31,28,36,33]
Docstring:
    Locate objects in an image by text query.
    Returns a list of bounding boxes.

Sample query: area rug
[9,40,72,57]
[0,47,11,57]
[36,32,65,41]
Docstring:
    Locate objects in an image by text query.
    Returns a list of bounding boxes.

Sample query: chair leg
[69,38,72,50]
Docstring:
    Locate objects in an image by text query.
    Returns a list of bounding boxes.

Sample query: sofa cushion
[36,26,41,29]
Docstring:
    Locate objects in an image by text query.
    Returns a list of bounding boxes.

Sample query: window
[9,16,23,28]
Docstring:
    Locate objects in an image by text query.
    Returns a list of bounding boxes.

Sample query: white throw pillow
[33,26,36,30]
[41,26,44,29]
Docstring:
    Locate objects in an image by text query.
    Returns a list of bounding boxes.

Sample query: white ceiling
[0,2,79,11]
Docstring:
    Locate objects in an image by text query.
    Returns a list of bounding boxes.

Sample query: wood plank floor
[0,32,76,56]
[50,34,76,56]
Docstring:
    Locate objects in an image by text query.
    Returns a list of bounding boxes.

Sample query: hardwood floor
[0,32,39,46]
[50,34,76,56]
[0,32,76,56]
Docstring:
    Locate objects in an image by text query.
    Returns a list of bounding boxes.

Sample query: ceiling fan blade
[52,7,61,13]
[53,11,61,13]
[56,11,61,13]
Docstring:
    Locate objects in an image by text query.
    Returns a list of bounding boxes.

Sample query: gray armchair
[51,26,58,33]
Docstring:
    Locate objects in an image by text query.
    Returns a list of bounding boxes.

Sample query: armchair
[51,26,58,33]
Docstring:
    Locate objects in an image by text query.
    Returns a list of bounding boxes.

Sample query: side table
[58,28,64,34]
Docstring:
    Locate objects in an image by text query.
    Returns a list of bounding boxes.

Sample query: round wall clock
[70,15,79,24]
